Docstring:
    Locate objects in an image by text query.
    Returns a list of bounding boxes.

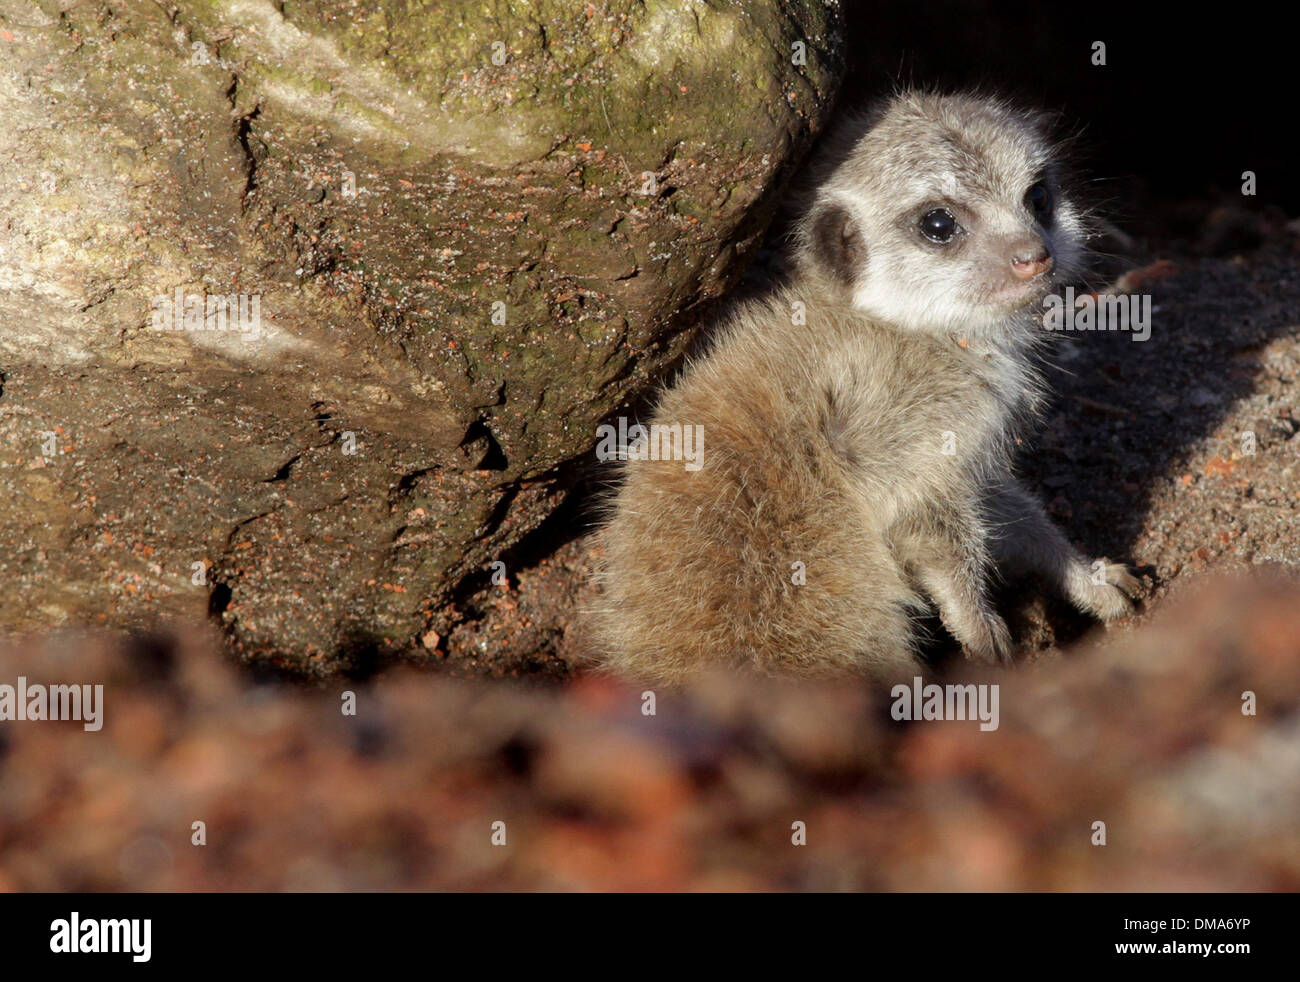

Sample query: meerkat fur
[590,90,1139,684]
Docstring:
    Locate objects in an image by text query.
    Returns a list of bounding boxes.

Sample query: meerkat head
[797,90,1087,337]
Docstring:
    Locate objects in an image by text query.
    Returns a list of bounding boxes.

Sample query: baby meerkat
[591,90,1139,683]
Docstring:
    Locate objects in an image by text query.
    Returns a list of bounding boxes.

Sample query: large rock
[0,0,844,674]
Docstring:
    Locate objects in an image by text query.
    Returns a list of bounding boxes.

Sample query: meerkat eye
[918,208,959,244]
[1025,181,1053,219]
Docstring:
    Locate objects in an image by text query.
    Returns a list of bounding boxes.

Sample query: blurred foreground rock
[1,571,1296,891]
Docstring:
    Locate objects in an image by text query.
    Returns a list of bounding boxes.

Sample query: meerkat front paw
[959,609,1015,666]
[1070,559,1140,622]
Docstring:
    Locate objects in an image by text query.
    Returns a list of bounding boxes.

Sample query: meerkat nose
[1011,249,1053,279]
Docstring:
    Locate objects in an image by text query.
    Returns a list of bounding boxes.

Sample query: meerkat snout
[1010,247,1052,279]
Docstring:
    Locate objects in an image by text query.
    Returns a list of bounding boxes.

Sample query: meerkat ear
[810,203,866,287]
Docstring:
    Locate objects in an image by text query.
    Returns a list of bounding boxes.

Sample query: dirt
[3,163,1297,895]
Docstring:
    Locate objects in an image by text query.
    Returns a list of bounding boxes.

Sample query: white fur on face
[852,259,993,334]
[822,95,1087,338]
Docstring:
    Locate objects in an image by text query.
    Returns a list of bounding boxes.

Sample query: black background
[838,2,1290,216]
[0,892,1282,970]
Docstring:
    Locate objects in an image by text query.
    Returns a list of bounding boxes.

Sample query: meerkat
[590,90,1140,683]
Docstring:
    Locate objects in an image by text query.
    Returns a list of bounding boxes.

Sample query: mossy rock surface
[0,0,844,674]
